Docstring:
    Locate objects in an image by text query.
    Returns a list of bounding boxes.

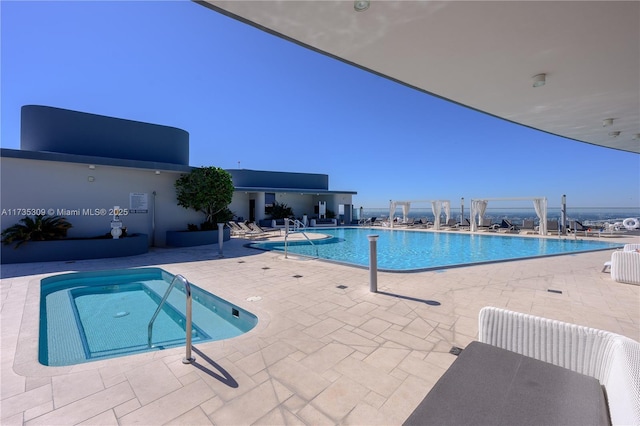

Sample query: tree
[175,167,234,227]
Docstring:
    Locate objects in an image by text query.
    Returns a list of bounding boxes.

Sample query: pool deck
[1,230,639,425]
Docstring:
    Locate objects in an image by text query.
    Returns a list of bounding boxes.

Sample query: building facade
[0,106,356,247]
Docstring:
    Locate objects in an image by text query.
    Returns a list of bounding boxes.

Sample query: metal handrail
[284,218,318,258]
[147,274,195,364]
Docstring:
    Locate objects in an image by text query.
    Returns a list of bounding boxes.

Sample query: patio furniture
[404,307,640,426]
[610,251,640,285]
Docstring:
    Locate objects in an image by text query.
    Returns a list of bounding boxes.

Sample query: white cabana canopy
[389,199,450,229]
[469,197,547,234]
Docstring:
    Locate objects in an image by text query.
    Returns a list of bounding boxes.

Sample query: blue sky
[2,0,638,209]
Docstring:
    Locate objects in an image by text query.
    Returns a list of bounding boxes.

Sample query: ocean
[356,207,640,227]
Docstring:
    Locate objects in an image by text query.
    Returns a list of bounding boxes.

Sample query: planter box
[166,228,230,247]
[0,233,149,264]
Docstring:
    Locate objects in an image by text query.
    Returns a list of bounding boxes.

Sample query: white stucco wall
[0,157,203,246]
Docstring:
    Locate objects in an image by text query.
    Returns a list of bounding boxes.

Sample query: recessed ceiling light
[609,131,621,137]
[354,0,370,12]
[602,118,614,127]
[532,73,546,88]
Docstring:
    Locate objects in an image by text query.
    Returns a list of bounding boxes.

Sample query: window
[264,193,275,215]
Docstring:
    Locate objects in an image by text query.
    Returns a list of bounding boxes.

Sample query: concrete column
[254,192,266,222]
[343,204,352,226]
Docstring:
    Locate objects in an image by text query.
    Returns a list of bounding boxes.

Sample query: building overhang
[0,148,192,174]
[197,1,639,154]
[234,186,357,196]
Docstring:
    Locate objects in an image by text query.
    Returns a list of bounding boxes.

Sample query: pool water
[39,268,257,366]
[250,227,621,272]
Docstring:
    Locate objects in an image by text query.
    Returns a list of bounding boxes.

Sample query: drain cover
[262,267,270,270]
[293,274,303,278]
[449,346,463,356]
[336,285,348,289]
[246,296,262,302]
[547,289,563,294]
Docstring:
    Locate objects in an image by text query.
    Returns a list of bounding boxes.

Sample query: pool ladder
[284,218,318,258]
[147,274,195,364]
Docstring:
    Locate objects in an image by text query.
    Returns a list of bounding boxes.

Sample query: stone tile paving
[1,235,638,425]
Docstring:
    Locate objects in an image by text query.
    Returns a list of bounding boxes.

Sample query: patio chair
[443,219,458,228]
[604,248,640,283]
[546,220,559,234]
[521,219,536,234]
[248,222,278,235]
[237,221,263,236]
[498,219,519,233]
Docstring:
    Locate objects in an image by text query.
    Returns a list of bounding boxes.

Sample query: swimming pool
[39,268,257,366]
[249,228,621,272]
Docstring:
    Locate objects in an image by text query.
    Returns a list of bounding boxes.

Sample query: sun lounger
[498,219,519,233]
[521,219,536,234]
[546,220,559,235]
[236,221,266,237]
[227,221,245,236]
[248,222,277,235]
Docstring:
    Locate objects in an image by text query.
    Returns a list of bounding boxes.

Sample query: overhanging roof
[234,186,357,195]
[197,1,639,154]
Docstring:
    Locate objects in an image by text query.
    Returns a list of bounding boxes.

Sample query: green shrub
[269,201,294,219]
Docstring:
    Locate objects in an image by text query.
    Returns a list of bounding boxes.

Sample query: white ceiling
[198,1,639,154]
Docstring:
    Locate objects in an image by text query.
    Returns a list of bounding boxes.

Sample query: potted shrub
[269,201,294,227]
[168,166,235,247]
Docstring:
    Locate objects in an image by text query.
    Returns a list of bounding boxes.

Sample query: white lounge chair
[602,244,640,272]
[405,307,640,426]
[610,251,640,285]
[478,307,640,426]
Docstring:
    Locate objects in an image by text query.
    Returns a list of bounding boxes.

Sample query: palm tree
[1,215,72,248]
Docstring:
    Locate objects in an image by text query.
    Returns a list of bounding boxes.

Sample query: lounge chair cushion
[403,341,609,426]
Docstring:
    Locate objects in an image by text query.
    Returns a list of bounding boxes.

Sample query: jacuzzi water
[249,227,621,272]
[39,268,257,366]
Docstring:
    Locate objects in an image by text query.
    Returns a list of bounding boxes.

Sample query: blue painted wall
[228,169,329,190]
[21,105,189,166]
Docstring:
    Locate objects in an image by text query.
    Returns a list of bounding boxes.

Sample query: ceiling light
[354,0,370,12]
[609,131,621,137]
[602,118,614,127]
[532,73,546,88]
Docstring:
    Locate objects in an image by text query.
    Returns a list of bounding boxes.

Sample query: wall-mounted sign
[130,192,148,213]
